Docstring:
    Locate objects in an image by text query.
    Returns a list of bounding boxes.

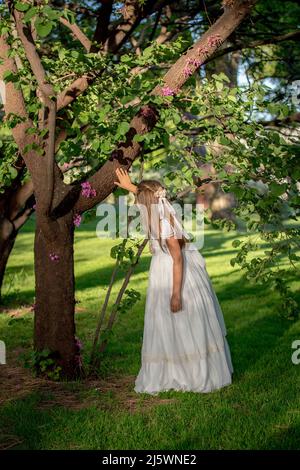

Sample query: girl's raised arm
[114,168,138,194]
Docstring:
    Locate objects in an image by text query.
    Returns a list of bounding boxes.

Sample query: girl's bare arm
[166,237,183,313]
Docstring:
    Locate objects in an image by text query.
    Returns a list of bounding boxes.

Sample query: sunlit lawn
[0,216,300,450]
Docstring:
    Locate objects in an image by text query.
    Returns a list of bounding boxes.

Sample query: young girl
[114,168,233,395]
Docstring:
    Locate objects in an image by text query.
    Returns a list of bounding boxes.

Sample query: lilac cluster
[197,34,222,59]
[183,57,203,78]
[81,181,96,198]
[49,253,60,262]
[73,213,82,227]
[207,34,222,48]
[161,85,175,96]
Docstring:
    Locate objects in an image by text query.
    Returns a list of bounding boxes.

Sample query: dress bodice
[149,217,199,256]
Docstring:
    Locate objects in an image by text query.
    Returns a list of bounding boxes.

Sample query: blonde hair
[135,180,187,251]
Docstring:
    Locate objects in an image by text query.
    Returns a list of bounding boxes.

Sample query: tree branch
[13,9,57,216]
[56,75,91,111]
[204,29,300,65]
[72,0,256,214]
[92,0,113,49]
[59,16,92,52]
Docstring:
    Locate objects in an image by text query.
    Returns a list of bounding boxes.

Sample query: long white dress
[134,217,233,395]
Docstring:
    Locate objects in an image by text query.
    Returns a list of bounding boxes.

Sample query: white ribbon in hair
[154,187,191,242]
[154,188,173,220]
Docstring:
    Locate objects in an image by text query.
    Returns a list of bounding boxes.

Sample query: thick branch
[57,75,91,111]
[59,16,92,52]
[102,0,143,53]
[92,0,113,49]
[0,36,38,180]
[13,9,57,215]
[205,29,300,64]
[72,0,256,214]
[154,0,256,93]
[13,10,53,98]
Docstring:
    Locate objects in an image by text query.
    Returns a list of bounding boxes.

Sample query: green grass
[0,217,300,450]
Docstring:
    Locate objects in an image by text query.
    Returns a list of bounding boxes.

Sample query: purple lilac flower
[81,181,97,198]
[73,213,82,227]
[49,252,60,262]
[161,85,175,96]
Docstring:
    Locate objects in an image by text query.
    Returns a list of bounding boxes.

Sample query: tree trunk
[34,211,80,379]
[0,220,17,303]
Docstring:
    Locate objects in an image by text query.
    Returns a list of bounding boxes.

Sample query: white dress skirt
[134,218,233,395]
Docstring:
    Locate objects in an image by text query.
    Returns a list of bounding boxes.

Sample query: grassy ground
[0,217,300,450]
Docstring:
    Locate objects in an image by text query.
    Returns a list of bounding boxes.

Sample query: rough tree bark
[34,212,79,378]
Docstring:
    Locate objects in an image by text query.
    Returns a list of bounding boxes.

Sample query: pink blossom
[197,45,210,56]
[192,58,202,67]
[183,57,203,78]
[49,252,60,262]
[183,65,193,78]
[81,181,97,198]
[32,203,36,210]
[207,34,222,48]
[73,213,82,227]
[161,85,175,96]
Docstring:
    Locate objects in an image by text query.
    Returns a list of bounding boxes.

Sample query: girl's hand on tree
[114,168,137,194]
[170,293,182,313]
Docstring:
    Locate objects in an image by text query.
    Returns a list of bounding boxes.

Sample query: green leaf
[3,70,16,82]
[15,2,30,12]
[215,81,224,92]
[35,18,53,38]
[269,182,287,197]
[142,46,153,58]
[133,134,145,142]
[212,72,230,83]
[23,7,38,22]
[117,121,130,136]
[219,136,231,146]
[42,6,60,20]
[61,9,75,24]
[9,167,18,178]
[91,139,100,151]
[120,55,132,63]
[58,49,66,61]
